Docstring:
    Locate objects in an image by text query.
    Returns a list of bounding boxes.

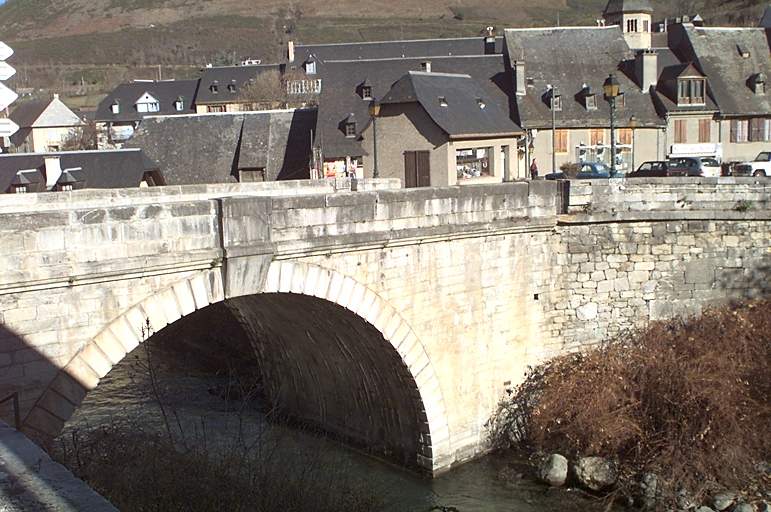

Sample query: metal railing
[0,392,20,429]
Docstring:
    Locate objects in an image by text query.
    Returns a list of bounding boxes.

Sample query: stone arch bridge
[0,178,768,475]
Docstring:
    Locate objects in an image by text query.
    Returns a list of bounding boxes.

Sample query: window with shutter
[590,129,604,146]
[674,120,687,143]
[698,119,711,143]
[555,130,568,153]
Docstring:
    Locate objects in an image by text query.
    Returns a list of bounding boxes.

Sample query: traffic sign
[0,42,13,62]
[0,118,19,137]
[0,61,15,81]
[0,82,18,111]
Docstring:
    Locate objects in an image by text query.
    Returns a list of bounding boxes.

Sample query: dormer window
[345,121,356,137]
[111,101,120,114]
[752,73,766,95]
[586,94,597,110]
[227,82,237,93]
[135,92,160,113]
[174,97,184,111]
[361,85,372,100]
[738,44,750,59]
[305,60,317,75]
[439,96,448,107]
[677,78,706,105]
[616,92,626,108]
[210,81,219,94]
[13,184,27,194]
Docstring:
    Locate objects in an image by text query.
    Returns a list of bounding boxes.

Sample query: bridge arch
[23,261,450,473]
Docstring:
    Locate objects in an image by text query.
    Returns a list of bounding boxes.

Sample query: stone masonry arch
[22,261,451,473]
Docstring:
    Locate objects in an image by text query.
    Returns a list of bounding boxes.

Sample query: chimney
[484,26,497,54]
[44,156,62,190]
[635,49,658,93]
[53,93,59,100]
[287,40,295,63]
[514,61,526,96]
[421,61,432,73]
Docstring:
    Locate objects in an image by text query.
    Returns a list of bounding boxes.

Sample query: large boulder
[537,454,568,487]
[573,457,618,492]
[712,492,736,511]
[734,504,755,512]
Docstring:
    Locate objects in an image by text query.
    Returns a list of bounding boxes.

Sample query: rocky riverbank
[492,300,771,511]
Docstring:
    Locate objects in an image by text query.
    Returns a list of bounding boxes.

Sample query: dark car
[628,161,670,178]
[666,157,718,177]
[575,162,620,179]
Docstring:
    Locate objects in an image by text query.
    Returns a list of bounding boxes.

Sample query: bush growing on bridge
[494,300,771,506]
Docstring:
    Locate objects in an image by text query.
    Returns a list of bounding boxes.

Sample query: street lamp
[368,101,381,179]
[549,85,560,175]
[603,73,621,175]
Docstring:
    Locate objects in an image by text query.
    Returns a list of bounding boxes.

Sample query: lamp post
[368,101,380,179]
[603,73,621,176]
[549,85,559,175]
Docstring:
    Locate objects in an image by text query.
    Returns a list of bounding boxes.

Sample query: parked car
[666,156,722,177]
[627,161,670,178]
[731,151,771,177]
[544,171,566,180]
[575,162,621,179]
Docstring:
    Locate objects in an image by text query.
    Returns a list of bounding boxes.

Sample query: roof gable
[10,96,83,128]
[135,92,159,105]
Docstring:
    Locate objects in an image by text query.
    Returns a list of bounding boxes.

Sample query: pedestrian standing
[530,159,539,180]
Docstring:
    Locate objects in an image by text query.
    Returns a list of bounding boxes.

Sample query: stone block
[79,343,113,379]
[94,329,126,365]
[64,357,100,390]
[49,372,87,406]
[685,259,716,284]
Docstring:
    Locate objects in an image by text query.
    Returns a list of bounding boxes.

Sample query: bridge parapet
[0,178,401,214]
[565,177,771,220]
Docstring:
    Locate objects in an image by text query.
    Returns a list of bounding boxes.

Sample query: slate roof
[10,96,83,128]
[195,64,282,105]
[604,0,654,15]
[0,149,160,193]
[504,26,664,129]
[314,54,514,158]
[649,53,720,114]
[381,71,522,138]
[292,35,504,65]
[760,6,771,28]
[125,110,316,184]
[675,25,771,116]
[95,80,199,122]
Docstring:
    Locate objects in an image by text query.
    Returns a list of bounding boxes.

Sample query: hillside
[0,0,766,106]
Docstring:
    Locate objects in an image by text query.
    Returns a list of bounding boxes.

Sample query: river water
[57,343,608,512]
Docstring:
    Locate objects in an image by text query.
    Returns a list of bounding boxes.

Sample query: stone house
[666,23,771,163]
[94,79,198,148]
[505,25,666,175]
[362,71,522,186]
[9,94,85,153]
